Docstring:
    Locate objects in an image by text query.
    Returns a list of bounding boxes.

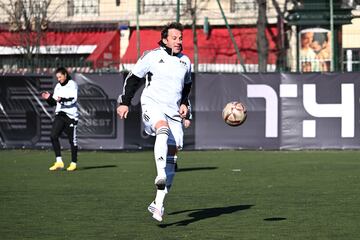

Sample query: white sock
[155,189,166,207]
[56,157,63,163]
[154,127,169,178]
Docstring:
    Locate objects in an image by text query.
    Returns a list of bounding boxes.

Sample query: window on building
[67,0,99,17]
[230,0,257,13]
[17,0,48,17]
[140,0,191,15]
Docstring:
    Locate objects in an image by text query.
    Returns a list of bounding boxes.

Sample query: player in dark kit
[41,67,79,171]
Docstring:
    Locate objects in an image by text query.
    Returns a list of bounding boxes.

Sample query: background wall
[1,72,359,150]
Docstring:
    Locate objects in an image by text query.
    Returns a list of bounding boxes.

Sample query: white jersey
[132,47,192,119]
[52,79,78,120]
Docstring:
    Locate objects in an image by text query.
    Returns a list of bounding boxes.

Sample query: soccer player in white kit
[117,22,192,222]
[41,67,79,171]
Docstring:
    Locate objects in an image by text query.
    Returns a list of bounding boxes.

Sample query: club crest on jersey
[179,60,187,66]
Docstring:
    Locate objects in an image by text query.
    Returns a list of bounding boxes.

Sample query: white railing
[120,63,277,73]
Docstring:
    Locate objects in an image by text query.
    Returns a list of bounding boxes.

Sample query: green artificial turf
[0,150,359,240]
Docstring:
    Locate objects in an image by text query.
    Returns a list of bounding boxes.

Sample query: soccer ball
[222,101,247,126]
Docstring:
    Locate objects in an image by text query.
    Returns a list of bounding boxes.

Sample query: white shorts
[141,103,184,148]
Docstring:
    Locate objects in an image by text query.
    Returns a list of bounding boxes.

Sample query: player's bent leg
[154,122,169,190]
[148,145,177,222]
[167,116,183,173]
[165,145,177,192]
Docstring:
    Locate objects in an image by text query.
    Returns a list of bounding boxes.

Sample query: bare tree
[0,0,63,70]
[180,0,206,73]
[271,0,296,72]
[257,0,295,72]
[257,0,268,73]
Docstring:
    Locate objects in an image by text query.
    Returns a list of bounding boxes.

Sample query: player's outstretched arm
[41,91,57,106]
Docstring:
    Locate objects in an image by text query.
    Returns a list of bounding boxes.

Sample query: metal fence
[1,51,360,74]
[343,49,360,72]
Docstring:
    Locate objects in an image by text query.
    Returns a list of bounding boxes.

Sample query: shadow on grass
[175,167,218,172]
[159,204,253,227]
[80,165,117,170]
[263,217,287,221]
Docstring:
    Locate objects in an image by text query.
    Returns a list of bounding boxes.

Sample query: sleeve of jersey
[46,94,57,106]
[46,85,59,106]
[117,73,143,106]
[180,82,192,106]
[118,52,150,106]
[180,63,192,106]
